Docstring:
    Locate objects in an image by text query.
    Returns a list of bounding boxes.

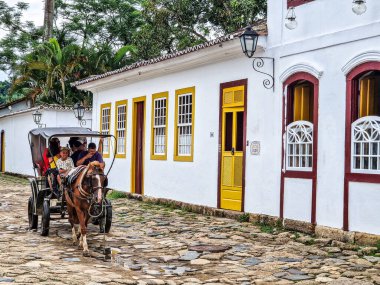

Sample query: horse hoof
[83,251,90,257]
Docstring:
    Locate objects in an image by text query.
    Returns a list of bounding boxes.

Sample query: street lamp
[73,102,85,121]
[239,26,275,91]
[32,110,42,125]
[32,110,45,128]
[352,0,367,15]
[239,26,259,58]
[73,102,91,127]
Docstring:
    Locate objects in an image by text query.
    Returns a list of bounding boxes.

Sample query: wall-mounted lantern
[239,26,275,91]
[32,110,46,128]
[352,0,367,15]
[73,102,91,128]
[285,7,297,30]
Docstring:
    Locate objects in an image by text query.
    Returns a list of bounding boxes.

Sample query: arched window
[286,80,314,171]
[351,71,380,172]
[281,71,319,224]
[344,61,380,231]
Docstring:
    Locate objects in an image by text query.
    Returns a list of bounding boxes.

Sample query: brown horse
[64,161,107,255]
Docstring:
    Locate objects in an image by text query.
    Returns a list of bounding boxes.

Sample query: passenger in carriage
[56,147,75,188]
[44,138,61,195]
[76,142,105,169]
[70,139,86,166]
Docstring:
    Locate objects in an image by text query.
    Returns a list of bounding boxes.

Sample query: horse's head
[84,161,107,204]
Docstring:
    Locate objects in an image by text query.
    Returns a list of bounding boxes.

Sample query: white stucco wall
[81,0,380,235]
[284,178,312,222]
[267,0,380,232]
[0,109,91,176]
[349,182,380,235]
[92,48,282,216]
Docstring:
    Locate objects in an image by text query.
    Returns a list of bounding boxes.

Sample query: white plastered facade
[77,0,380,235]
[0,107,91,176]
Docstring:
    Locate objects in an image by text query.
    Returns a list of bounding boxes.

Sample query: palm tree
[44,0,54,41]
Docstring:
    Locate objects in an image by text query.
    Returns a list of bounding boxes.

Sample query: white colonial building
[0,99,91,176]
[73,0,380,236]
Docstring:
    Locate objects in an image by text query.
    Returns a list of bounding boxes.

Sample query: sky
[0,0,44,81]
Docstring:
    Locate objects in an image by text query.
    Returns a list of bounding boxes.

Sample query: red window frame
[343,61,380,231]
[280,72,319,224]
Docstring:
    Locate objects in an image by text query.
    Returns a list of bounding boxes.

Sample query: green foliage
[303,238,315,246]
[376,240,380,252]
[238,213,250,222]
[0,80,10,104]
[260,224,274,234]
[107,190,129,199]
[0,0,266,105]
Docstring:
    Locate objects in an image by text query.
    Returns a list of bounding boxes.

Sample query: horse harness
[65,165,107,206]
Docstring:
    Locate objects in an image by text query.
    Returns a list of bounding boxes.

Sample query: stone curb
[2,172,33,179]
[123,192,380,246]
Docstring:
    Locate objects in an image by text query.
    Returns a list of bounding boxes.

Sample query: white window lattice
[177,93,192,156]
[352,116,380,173]
[101,107,111,154]
[153,98,167,155]
[116,104,127,154]
[286,121,313,171]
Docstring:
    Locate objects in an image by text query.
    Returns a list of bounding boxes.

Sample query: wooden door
[220,85,245,211]
[0,131,4,172]
[132,98,145,194]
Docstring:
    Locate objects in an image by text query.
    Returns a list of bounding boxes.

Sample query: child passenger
[56,147,75,188]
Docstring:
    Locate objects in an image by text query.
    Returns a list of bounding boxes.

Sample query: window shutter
[359,78,376,117]
[293,85,312,122]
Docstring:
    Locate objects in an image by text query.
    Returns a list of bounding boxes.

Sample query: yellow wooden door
[220,86,245,211]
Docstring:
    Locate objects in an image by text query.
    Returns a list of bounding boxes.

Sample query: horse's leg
[78,225,83,248]
[77,210,89,256]
[65,192,78,245]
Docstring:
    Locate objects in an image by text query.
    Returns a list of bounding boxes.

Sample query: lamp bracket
[79,118,92,128]
[251,57,275,92]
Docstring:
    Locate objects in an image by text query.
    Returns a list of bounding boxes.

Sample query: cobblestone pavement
[1,174,380,285]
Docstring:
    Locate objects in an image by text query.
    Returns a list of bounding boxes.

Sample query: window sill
[115,153,126,159]
[151,154,167,161]
[174,155,193,162]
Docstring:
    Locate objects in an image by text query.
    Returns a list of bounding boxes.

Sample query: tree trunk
[43,0,54,41]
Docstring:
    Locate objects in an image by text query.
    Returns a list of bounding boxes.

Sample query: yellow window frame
[174,86,195,162]
[151,92,169,160]
[114,100,128,159]
[100,102,111,158]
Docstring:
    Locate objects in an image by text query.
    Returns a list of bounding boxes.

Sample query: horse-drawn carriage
[27,128,116,243]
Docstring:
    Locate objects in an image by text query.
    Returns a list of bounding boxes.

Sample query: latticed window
[286,121,313,170]
[153,97,167,155]
[352,117,380,172]
[178,93,192,156]
[116,101,127,156]
[351,72,380,173]
[100,104,111,156]
[286,81,314,171]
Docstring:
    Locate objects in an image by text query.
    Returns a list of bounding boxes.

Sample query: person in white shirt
[56,147,75,189]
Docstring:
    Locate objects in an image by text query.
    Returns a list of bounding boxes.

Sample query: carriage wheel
[41,200,50,236]
[99,199,112,234]
[28,196,38,230]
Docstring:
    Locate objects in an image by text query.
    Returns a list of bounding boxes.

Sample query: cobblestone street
[0,174,379,285]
